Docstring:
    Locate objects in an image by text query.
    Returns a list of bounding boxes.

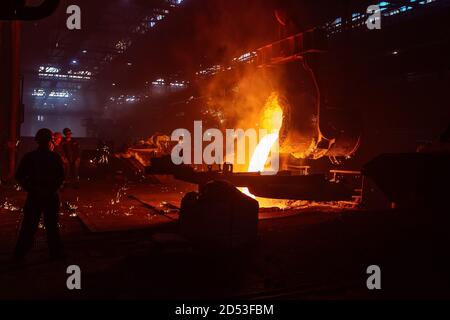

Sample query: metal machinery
[147,28,363,202]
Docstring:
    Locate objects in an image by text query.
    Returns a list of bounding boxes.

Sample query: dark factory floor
[0,177,448,300]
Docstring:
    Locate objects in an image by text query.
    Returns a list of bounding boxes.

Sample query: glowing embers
[115,39,132,53]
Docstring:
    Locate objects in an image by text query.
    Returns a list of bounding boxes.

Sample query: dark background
[14,0,450,169]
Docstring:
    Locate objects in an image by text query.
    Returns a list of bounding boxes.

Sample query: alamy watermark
[366,5,382,30]
[170,121,280,174]
[66,5,81,30]
[366,265,382,290]
[66,265,81,290]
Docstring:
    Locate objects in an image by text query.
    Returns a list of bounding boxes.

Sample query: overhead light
[127,62,133,66]
[71,59,78,65]
[82,50,88,54]
[49,90,70,98]
[112,83,116,86]
[32,89,45,97]
[392,50,399,55]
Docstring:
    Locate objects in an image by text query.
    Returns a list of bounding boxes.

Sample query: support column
[9,21,21,180]
[0,21,21,183]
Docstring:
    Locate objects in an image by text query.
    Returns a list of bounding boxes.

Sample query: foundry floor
[0,176,449,300]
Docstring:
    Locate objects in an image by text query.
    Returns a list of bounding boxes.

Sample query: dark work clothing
[14,148,65,258]
[53,144,66,161]
[53,144,69,182]
[62,139,80,184]
[66,160,80,183]
[62,139,80,163]
[16,148,65,195]
[15,194,63,258]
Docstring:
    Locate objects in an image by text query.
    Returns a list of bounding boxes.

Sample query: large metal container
[225,57,361,160]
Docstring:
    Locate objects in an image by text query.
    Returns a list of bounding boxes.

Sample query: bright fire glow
[241,133,279,199]
[260,93,283,133]
[241,93,283,202]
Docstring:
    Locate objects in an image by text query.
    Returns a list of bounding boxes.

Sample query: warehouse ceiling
[20,0,447,134]
[22,0,185,113]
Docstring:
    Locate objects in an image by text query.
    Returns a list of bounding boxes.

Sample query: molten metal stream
[241,133,280,199]
[241,93,284,206]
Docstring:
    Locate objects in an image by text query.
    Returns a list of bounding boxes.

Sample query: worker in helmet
[62,128,81,188]
[14,128,65,261]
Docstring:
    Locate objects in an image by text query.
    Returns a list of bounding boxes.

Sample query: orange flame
[241,93,284,205]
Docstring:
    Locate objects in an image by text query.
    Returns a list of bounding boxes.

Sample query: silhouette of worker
[14,128,65,260]
[62,128,80,188]
[52,132,65,159]
[52,132,68,186]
